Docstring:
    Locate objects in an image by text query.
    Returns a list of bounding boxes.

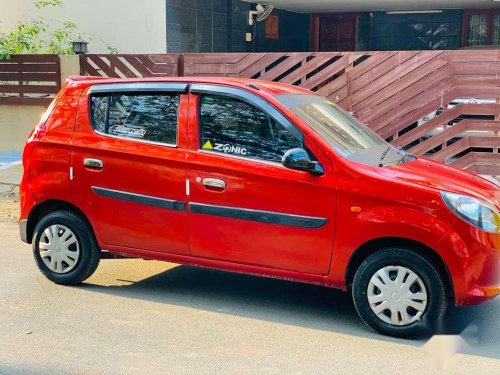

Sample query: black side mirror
[282,148,324,176]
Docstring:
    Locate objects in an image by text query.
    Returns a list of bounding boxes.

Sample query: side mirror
[282,148,324,176]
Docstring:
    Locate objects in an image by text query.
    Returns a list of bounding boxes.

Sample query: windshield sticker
[109,125,147,139]
[202,140,214,150]
[203,140,248,155]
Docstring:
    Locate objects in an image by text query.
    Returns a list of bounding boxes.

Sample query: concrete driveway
[0,222,499,374]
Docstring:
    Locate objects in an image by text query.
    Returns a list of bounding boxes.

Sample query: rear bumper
[19,219,28,243]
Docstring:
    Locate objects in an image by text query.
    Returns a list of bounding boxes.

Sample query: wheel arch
[26,199,94,244]
[345,237,454,299]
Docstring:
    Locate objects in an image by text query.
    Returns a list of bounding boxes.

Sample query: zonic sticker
[203,140,248,155]
[109,125,147,139]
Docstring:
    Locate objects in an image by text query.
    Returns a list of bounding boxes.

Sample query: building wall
[369,10,463,50]
[253,8,310,52]
[0,0,166,53]
[231,0,251,52]
[0,56,80,152]
[166,0,310,53]
[166,0,231,53]
[0,106,45,152]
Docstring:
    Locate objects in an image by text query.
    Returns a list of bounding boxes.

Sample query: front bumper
[439,221,500,306]
[466,285,500,303]
[460,245,500,305]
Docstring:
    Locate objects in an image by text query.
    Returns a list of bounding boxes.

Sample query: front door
[185,86,336,275]
[318,14,357,51]
[71,83,190,255]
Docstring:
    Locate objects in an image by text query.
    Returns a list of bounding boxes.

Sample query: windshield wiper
[378,146,391,167]
[397,148,416,165]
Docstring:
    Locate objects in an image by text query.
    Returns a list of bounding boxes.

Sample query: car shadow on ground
[77,263,499,359]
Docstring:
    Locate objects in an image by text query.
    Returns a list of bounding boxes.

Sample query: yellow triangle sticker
[202,140,213,150]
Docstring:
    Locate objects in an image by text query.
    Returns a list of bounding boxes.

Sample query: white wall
[0,0,166,54]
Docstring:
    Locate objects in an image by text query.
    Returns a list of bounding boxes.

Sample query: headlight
[441,191,500,233]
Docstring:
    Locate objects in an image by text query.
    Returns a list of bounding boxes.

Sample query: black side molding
[92,186,186,212]
[189,202,327,229]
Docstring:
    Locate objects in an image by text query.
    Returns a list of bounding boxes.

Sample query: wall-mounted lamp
[71,37,88,55]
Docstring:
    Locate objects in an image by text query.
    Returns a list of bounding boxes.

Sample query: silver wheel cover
[367,265,428,326]
[39,224,80,274]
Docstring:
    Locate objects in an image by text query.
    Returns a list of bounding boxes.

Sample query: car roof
[66,76,314,96]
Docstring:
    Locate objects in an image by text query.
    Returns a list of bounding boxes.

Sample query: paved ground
[1,164,499,374]
[0,222,499,374]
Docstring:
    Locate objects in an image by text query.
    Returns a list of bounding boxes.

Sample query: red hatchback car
[20,76,499,337]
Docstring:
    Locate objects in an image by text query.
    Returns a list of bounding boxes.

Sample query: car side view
[19,76,499,338]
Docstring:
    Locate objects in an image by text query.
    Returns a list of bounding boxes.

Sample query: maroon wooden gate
[0,55,61,106]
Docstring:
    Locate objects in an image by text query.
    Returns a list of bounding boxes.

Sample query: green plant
[0,0,115,59]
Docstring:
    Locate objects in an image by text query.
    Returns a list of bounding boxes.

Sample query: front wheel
[352,248,448,338]
[32,210,101,285]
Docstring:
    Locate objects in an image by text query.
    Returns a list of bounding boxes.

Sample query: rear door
[186,85,336,275]
[71,83,190,255]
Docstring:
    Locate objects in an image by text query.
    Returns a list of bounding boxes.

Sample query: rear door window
[90,93,179,145]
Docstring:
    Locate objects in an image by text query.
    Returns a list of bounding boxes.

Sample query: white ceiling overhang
[245,0,500,13]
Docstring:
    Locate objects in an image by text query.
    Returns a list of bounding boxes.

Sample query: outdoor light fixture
[71,37,88,54]
[386,10,443,14]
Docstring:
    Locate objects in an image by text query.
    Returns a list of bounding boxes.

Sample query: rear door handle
[84,158,104,170]
[203,178,226,190]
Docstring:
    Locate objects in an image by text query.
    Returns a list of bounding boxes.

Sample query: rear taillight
[23,84,69,164]
[26,122,47,143]
[23,121,47,165]
[23,93,59,164]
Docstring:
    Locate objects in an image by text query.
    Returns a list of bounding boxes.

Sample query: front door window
[199,95,302,163]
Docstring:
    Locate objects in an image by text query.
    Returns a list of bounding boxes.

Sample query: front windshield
[276,94,412,167]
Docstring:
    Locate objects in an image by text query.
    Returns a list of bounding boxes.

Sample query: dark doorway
[312,14,358,51]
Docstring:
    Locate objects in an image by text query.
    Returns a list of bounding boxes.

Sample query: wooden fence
[0,55,61,106]
[80,51,500,176]
[1,52,496,175]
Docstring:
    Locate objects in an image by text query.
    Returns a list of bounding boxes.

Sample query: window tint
[199,95,302,163]
[90,94,179,145]
[90,96,107,133]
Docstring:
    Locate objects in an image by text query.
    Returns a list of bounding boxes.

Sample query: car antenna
[246,82,261,90]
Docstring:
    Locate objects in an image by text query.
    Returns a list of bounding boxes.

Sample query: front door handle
[203,178,226,190]
[84,158,104,170]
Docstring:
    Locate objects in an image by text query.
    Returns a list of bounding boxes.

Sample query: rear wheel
[32,210,100,285]
[352,248,448,338]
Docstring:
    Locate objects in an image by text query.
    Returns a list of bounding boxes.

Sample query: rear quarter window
[90,93,179,145]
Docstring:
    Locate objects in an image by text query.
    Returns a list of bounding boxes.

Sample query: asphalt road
[0,222,499,374]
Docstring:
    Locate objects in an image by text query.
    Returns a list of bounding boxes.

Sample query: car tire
[32,210,101,285]
[352,248,448,338]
